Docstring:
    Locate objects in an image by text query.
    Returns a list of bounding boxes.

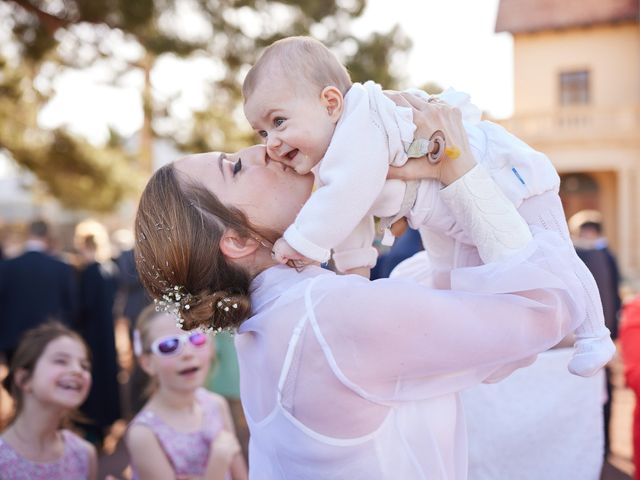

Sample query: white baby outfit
[282,81,614,376]
[237,165,586,479]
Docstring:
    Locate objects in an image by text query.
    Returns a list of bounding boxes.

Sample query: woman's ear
[320,86,344,122]
[219,230,260,260]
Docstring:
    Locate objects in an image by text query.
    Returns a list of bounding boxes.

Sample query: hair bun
[179,290,251,332]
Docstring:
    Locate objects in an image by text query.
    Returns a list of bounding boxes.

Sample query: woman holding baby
[133,40,588,480]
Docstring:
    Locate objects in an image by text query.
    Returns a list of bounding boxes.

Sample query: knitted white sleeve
[440,165,532,263]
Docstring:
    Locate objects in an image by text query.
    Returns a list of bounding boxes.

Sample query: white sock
[568,335,616,377]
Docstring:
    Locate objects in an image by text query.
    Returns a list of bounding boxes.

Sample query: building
[496,0,640,283]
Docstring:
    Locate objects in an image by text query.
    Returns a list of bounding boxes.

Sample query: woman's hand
[385,92,476,186]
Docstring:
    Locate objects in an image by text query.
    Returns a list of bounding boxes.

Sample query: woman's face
[175,145,314,235]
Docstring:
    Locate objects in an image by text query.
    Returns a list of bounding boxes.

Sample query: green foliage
[1,0,413,212]
[9,130,141,212]
[0,53,142,212]
[346,26,412,90]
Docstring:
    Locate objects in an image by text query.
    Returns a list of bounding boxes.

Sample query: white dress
[463,348,605,480]
[235,167,586,480]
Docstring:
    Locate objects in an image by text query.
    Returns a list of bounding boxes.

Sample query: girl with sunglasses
[126,306,248,480]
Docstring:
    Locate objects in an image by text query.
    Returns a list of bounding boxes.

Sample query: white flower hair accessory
[154,285,194,328]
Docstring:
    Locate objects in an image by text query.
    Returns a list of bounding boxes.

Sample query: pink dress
[0,429,90,480]
[128,388,227,479]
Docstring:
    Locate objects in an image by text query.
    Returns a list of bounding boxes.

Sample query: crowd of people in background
[0,211,637,479]
[0,217,250,478]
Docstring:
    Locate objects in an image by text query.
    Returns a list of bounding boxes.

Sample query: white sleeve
[283,88,391,263]
[331,215,378,272]
[304,167,585,401]
[440,164,532,263]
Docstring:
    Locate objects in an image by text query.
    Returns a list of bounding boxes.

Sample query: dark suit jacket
[114,249,150,325]
[576,246,622,339]
[0,250,78,352]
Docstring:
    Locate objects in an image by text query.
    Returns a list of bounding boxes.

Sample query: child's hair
[131,305,165,401]
[133,304,168,357]
[243,36,352,100]
[2,322,90,428]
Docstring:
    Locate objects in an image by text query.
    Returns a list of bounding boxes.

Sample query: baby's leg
[517,191,615,376]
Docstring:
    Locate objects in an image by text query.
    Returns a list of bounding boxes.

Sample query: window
[559,70,590,105]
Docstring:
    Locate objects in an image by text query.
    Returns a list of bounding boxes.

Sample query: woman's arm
[312,229,584,401]
[126,424,176,480]
[306,97,583,398]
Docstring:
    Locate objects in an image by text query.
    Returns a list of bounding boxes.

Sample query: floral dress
[0,429,90,480]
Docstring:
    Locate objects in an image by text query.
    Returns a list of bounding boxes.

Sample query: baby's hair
[243,36,352,100]
[2,322,90,428]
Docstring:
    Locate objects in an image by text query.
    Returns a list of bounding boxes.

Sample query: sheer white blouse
[235,168,585,480]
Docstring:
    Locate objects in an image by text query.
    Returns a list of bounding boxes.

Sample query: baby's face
[244,80,338,175]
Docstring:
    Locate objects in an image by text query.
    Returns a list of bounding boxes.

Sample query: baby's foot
[568,335,616,377]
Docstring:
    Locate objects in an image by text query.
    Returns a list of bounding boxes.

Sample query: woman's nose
[230,145,267,166]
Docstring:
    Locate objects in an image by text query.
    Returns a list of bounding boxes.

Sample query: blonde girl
[126,306,247,480]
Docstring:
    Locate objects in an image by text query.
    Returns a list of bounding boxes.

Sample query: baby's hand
[272,237,308,265]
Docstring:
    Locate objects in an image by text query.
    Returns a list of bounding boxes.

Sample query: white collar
[238,264,330,333]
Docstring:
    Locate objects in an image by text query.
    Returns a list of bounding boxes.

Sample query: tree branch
[7,0,70,34]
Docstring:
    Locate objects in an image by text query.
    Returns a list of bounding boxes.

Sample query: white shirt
[236,168,585,479]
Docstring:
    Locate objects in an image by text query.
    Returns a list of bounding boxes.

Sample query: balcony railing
[498,105,640,143]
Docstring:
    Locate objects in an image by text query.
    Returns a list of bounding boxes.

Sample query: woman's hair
[135,162,258,331]
[243,36,352,99]
[74,218,112,263]
[2,322,90,428]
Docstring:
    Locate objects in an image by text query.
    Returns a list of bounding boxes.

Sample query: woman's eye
[274,117,285,127]
[258,130,267,138]
[233,159,242,176]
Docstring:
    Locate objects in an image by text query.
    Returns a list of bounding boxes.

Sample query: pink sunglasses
[150,332,209,357]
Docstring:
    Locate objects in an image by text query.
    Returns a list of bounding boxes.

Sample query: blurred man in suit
[0,219,78,363]
[572,213,621,458]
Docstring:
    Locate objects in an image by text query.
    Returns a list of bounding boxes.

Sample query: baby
[242,36,614,377]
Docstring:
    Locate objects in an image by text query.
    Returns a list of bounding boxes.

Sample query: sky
[37,0,513,145]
